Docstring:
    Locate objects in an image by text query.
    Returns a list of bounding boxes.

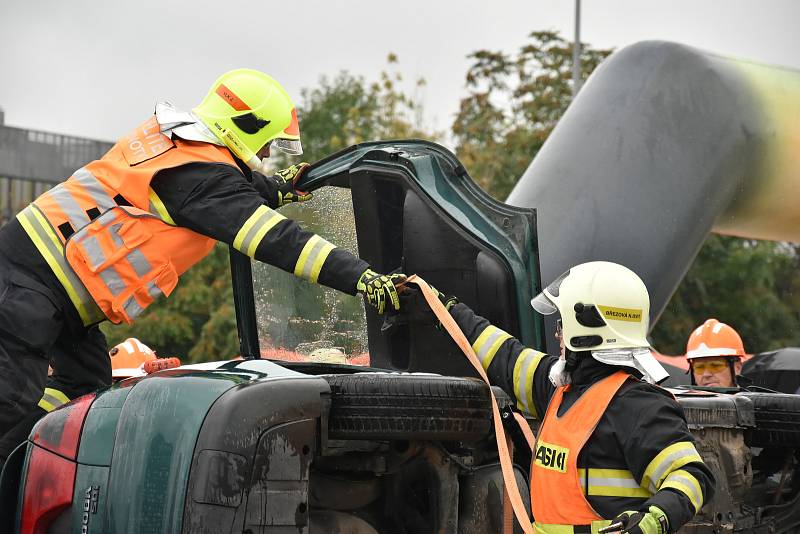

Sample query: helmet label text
[598,305,643,322]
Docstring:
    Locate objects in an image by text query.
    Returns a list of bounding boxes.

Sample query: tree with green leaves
[452,30,611,200]
[451,31,800,357]
[292,55,434,163]
[652,236,800,355]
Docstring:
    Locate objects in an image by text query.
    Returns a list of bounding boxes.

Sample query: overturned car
[3,40,800,533]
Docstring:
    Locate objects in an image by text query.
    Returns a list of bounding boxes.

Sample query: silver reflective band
[121,282,162,321]
[39,390,68,412]
[665,472,703,506]
[299,238,327,280]
[108,222,124,247]
[99,266,126,297]
[126,249,152,278]
[145,280,162,300]
[123,295,144,319]
[293,235,336,284]
[16,205,102,324]
[82,236,107,271]
[585,475,641,490]
[73,168,116,212]
[102,218,153,278]
[235,206,285,257]
[476,328,507,365]
[49,184,90,230]
[648,448,699,493]
[515,349,540,413]
[48,168,117,232]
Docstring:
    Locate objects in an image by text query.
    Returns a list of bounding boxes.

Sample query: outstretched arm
[448,302,558,418]
[151,162,367,294]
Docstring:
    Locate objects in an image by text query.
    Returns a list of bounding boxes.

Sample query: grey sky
[1,0,797,144]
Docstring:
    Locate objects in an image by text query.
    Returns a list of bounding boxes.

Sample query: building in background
[0,109,112,225]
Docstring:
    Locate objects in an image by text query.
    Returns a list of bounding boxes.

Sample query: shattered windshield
[252,187,369,364]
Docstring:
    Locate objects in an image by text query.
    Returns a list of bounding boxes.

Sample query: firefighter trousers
[0,255,110,460]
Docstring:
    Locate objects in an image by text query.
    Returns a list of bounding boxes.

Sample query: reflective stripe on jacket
[531,371,631,529]
[64,205,214,324]
[447,302,715,530]
[20,115,235,324]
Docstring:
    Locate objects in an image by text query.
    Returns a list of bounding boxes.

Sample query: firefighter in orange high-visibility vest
[0,69,405,463]
[427,262,715,534]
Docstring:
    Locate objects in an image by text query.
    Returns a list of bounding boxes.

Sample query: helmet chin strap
[728,358,739,387]
[548,349,582,387]
[548,356,571,387]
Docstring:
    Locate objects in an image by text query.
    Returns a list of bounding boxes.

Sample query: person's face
[692,357,741,387]
[555,318,565,358]
[256,142,271,160]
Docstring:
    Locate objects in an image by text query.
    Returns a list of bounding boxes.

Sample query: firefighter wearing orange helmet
[685,319,746,388]
[109,338,156,380]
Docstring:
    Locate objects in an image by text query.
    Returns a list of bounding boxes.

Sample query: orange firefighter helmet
[685,318,745,360]
[110,337,157,378]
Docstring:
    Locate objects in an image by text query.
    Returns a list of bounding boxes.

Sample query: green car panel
[104,372,242,532]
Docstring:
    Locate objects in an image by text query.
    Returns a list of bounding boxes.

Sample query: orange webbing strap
[406,275,535,534]
[503,432,515,534]
[514,411,537,451]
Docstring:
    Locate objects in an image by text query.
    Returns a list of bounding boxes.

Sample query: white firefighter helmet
[531,261,669,383]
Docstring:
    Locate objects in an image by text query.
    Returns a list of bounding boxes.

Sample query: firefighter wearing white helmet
[428,261,714,534]
[531,261,669,386]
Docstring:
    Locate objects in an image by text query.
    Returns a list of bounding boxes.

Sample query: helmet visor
[531,293,557,315]
[530,269,571,315]
[272,138,303,156]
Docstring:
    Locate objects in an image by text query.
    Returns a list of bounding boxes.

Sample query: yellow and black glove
[273,162,313,206]
[600,506,669,534]
[357,269,406,315]
[429,284,459,312]
[426,284,458,330]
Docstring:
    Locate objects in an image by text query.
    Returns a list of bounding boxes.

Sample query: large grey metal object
[508,41,800,346]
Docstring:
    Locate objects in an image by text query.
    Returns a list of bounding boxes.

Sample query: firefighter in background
[430,262,715,534]
[109,337,161,381]
[0,68,404,463]
[685,319,747,388]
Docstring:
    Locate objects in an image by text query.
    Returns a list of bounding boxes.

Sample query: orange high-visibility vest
[17,115,239,325]
[530,370,630,532]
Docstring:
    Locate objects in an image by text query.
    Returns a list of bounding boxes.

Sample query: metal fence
[0,125,113,224]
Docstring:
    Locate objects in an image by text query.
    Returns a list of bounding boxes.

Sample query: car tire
[677,394,747,429]
[739,392,800,448]
[324,373,492,441]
